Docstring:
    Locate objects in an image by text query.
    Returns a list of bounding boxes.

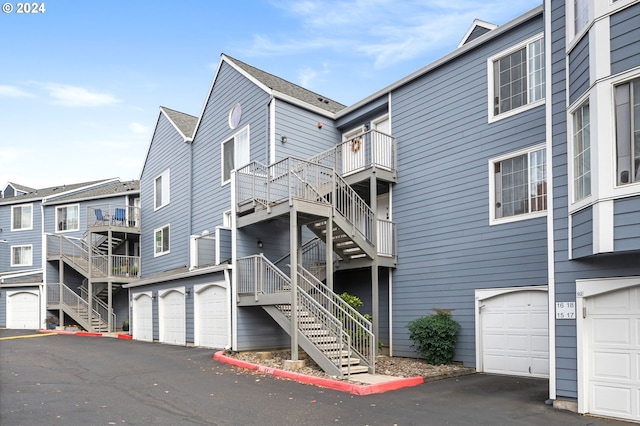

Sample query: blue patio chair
[95,208,109,225]
[114,208,126,226]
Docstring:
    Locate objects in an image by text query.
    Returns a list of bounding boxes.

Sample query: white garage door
[132,293,153,342]
[7,291,40,329]
[195,284,228,349]
[159,289,185,346]
[480,290,548,378]
[585,286,640,422]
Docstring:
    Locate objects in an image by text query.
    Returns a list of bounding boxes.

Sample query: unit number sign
[555,302,576,319]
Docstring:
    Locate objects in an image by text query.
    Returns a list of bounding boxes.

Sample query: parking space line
[0,333,58,341]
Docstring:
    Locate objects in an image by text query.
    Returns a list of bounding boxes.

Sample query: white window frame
[570,100,592,202]
[55,204,80,233]
[221,125,250,185]
[489,143,548,225]
[487,33,545,123]
[11,203,33,231]
[154,224,170,257]
[613,76,640,187]
[154,168,170,211]
[11,244,32,267]
[223,210,232,228]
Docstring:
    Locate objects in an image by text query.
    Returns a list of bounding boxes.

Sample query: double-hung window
[154,169,170,210]
[11,204,33,231]
[614,77,640,185]
[572,102,591,201]
[491,146,547,222]
[11,245,32,267]
[489,35,545,120]
[222,126,250,184]
[56,204,79,232]
[154,225,170,256]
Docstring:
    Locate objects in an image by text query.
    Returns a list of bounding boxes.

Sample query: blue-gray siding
[390,13,547,365]
[568,34,589,105]
[0,203,42,272]
[140,113,191,277]
[274,99,340,162]
[550,0,640,400]
[571,207,593,258]
[614,196,640,252]
[610,2,640,75]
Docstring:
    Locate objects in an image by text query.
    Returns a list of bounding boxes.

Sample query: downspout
[41,203,46,329]
[187,136,193,238]
[268,96,275,164]
[544,0,557,402]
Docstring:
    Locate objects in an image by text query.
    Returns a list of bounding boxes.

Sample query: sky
[0,0,541,190]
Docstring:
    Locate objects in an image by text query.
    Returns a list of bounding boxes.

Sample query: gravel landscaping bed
[224,350,475,384]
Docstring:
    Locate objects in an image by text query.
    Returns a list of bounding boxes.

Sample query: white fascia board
[159,106,194,143]
[123,263,231,289]
[271,90,336,119]
[41,179,120,204]
[457,19,498,49]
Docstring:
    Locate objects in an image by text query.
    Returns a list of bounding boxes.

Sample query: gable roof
[458,19,498,48]
[0,179,114,205]
[42,179,139,205]
[223,55,347,114]
[160,106,198,141]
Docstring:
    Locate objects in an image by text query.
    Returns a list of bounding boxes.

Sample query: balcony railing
[307,129,397,177]
[88,204,140,230]
[111,255,140,278]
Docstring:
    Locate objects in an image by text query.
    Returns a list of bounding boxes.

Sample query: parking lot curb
[213,350,424,395]
[118,334,133,340]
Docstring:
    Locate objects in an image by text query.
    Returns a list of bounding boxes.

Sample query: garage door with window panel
[7,290,40,329]
[159,288,186,346]
[132,292,153,342]
[584,286,640,422]
[194,283,228,349]
[478,289,549,378]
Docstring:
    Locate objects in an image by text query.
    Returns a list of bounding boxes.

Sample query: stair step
[309,336,338,344]
[341,365,369,375]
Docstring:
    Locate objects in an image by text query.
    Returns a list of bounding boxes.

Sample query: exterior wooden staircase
[237,254,375,378]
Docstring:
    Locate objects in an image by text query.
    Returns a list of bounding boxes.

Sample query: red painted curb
[76,331,103,337]
[213,351,424,395]
[118,334,133,340]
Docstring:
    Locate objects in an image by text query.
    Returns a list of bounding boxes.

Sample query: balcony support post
[325,215,333,291]
[370,174,379,339]
[289,209,300,361]
[58,259,64,327]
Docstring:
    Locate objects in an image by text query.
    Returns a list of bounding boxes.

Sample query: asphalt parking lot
[0,329,629,425]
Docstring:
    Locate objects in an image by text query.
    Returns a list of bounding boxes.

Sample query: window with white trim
[11,245,32,267]
[222,126,250,184]
[572,102,591,201]
[491,146,547,222]
[11,204,33,231]
[614,77,640,185]
[489,35,545,120]
[154,169,170,210]
[56,204,79,232]
[154,225,170,256]
[223,210,232,228]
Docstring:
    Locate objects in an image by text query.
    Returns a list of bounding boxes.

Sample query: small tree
[406,309,460,365]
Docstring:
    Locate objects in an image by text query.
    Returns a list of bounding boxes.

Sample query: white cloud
[0,85,35,98]
[130,122,148,134]
[45,84,120,107]
[298,67,318,87]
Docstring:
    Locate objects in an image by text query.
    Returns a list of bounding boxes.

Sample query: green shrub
[406,309,460,365]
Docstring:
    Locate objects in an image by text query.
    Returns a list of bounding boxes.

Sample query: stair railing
[47,234,109,278]
[288,286,351,377]
[237,254,290,300]
[306,129,397,176]
[333,173,374,245]
[236,255,374,376]
[49,282,106,332]
[298,265,375,373]
[79,283,116,331]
